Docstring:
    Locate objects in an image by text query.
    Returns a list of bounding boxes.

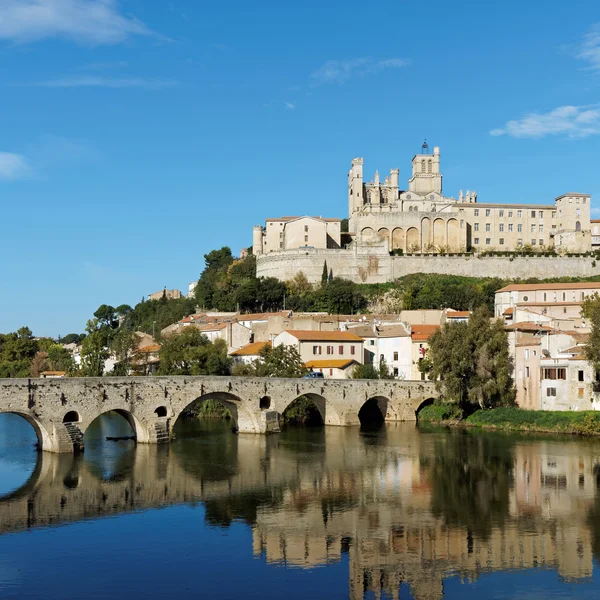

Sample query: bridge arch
[173,392,260,434]
[0,410,54,453]
[358,396,390,426]
[414,397,436,418]
[81,409,151,444]
[280,393,341,427]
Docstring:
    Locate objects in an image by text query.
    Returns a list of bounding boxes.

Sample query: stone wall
[257,248,600,283]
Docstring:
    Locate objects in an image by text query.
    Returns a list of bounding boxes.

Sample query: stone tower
[408,145,442,195]
[348,157,364,232]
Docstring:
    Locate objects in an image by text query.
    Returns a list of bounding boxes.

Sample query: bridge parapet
[0,376,438,453]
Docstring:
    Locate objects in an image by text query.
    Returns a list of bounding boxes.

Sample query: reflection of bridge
[0,425,597,600]
[0,376,436,452]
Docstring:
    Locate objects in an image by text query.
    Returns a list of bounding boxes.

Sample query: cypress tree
[321,261,328,286]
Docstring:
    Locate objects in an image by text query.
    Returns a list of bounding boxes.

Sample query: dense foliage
[583,294,600,374]
[158,329,232,376]
[422,306,515,413]
[352,359,394,380]
[232,344,307,378]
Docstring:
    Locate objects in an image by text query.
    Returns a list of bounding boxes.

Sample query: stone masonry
[0,376,438,453]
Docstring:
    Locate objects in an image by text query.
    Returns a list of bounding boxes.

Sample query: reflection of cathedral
[1,425,599,599]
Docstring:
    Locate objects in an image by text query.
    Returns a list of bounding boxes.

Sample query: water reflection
[1,418,600,598]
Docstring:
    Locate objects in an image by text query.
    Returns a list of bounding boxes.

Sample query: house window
[474,237,479,244]
[518,210,522,218]
[547,387,557,397]
[539,224,544,233]
[486,238,491,245]
[525,366,530,377]
[313,346,319,355]
[544,293,547,301]
[486,209,491,217]
[538,211,543,218]
[460,220,464,229]
[525,349,530,359]
[563,292,566,301]
[330,369,333,376]
[518,224,522,233]
[499,210,504,217]
[531,210,536,218]
[339,345,344,354]
[351,346,355,355]
[369,340,375,346]
[499,224,504,232]
[552,211,556,218]
[508,224,513,232]
[304,225,309,232]
[474,223,479,231]
[517,239,523,246]
[542,368,567,380]
[508,211,513,217]
[531,239,536,245]
[393,367,399,376]
[499,238,504,245]
[540,239,544,246]
[576,221,581,232]
[577,370,585,381]
[578,387,584,398]
[474,209,479,216]
[327,346,334,355]
[531,224,536,232]
[380,354,385,362]
[393,352,398,361]
[304,236,308,242]
[485,223,490,232]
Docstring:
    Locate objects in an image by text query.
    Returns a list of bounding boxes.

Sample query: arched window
[408,206,413,212]
[63,411,80,423]
[421,159,426,173]
[427,160,432,173]
[576,221,581,232]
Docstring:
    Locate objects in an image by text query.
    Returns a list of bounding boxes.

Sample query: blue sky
[1,0,600,337]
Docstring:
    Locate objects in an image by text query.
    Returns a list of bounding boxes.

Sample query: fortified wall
[256,247,600,284]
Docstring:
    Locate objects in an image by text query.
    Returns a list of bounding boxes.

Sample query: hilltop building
[254,145,596,283]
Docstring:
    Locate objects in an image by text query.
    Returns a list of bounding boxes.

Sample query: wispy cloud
[19,75,177,89]
[311,57,409,85]
[577,23,600,70]
[0,0,157,45]
[490,104,600,139]
[284,102,295,110]
[0,152,31,180]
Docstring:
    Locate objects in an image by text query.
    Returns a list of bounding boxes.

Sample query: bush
[418,403,463,424]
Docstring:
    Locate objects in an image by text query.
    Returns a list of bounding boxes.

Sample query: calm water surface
[2,412,600,599]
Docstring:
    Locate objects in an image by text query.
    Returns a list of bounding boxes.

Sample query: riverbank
[418,405,600,436]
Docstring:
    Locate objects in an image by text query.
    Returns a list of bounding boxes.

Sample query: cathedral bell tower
[408,141,442,195]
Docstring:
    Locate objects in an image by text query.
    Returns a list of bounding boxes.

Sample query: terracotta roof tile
[284,330,364,342]
[230,341,271,356]
[411,325,440,341]
[305,359,358,369]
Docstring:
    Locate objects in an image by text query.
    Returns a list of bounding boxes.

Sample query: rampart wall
[256,249,600,283]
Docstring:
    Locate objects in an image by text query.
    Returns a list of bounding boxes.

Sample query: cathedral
[348,142,591,253]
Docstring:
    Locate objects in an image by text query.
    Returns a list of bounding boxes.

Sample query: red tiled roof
[497,282,600,293]
[230,341,271,356]
[305,359,358,369]
[411,325,440,341]
[283,330,363,342]
[135,344,161,354]
[447,311,470,318]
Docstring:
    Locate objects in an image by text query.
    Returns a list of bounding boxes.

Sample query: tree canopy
[424,306,515,413]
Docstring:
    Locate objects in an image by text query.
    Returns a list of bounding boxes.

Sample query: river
[1,412,600,599]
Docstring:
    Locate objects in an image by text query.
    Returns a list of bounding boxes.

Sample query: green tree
[317,277,367,314]
[352,358,394,380]
[321,261,329,287]
[79,319,110,377]
[0,327,39,378]
[249,344,307,378]
[341,218,349,233]
[158,329,232,376]
[94,304,118,329]
[194,247,234,309]
[584,294,600,374]
[426,306,515,413]
[47,344,76,373]
[108,329,140,376]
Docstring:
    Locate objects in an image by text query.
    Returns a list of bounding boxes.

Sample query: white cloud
[0,152,31,180]
[0,0,155,45]
[21,75,177,89]
[490,104,600,139]
[284,102,295,110]
[577,23,600,70]
[311,57,409,85]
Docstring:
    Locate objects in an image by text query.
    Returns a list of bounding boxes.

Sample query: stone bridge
[0,376,438,453]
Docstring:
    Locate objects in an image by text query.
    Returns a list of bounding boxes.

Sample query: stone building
[254,143,592,261]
